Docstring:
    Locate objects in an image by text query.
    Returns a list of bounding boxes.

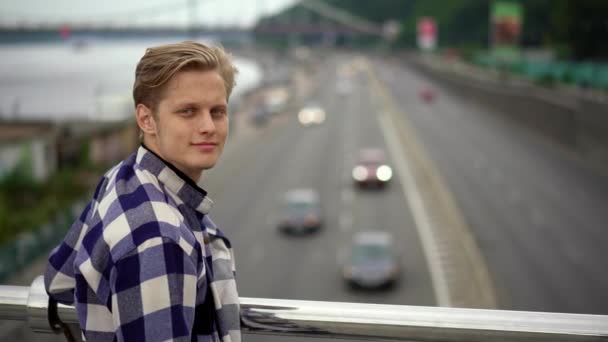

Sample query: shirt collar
[136,144,214,215]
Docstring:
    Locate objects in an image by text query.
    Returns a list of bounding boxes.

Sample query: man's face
[142,69,229,182]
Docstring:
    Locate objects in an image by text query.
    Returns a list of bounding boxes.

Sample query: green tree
[552,0,608,60]
[259,0,607,60]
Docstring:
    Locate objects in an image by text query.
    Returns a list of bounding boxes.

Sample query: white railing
[1,276,607,341]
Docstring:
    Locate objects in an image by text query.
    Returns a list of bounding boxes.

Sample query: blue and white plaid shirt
[44,146,241,341]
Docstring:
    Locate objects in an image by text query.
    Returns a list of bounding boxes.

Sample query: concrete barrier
[408,56,608,173]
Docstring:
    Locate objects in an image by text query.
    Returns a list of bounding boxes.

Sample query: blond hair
[133,41,238,111]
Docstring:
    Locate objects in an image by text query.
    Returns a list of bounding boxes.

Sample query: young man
[44,41,241,341]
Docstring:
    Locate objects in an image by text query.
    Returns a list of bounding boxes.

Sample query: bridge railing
[1,276,607,341]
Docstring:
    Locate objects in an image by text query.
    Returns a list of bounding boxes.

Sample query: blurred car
[297,106,326,126]
[342,231,400,289]
[419,86,436,103]
[264,87,289,115]
[249,106,270,126]
[278,189,322,234]
[352,148,393,188]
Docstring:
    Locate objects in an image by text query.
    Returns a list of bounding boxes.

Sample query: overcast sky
[0,0,299,28]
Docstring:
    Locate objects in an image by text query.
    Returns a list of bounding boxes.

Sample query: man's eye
[211,109,227,118]
[179,108,195,116]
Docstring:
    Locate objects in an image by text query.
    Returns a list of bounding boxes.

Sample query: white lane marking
[339,212,353,232]
[341,188,354,204]
[266,212,276,227]
[345,150,354,161]
[336,246,348,265]
[376,109,452,307]
[343,160,354,185]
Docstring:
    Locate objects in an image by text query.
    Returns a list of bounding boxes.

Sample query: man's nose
[198,111,216,134]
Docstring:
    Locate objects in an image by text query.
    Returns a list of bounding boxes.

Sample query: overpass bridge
[0,0,394,45]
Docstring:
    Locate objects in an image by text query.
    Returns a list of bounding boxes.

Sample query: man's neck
[140,143,203,187]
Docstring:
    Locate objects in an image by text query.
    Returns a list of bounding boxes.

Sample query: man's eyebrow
[173,101,200,107]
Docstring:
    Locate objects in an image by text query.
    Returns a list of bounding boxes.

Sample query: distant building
[0,120,58,182]
[89,119,139,166]
[58,118,139,169]
[0,117,138,184]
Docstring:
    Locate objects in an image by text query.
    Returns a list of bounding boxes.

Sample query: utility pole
[189,0,199,39]
[254,0,266,47]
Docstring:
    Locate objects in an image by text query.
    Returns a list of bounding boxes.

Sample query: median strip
[364,59,498,309]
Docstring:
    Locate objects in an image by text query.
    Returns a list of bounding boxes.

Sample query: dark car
[343,231,400,289]
[250,106,270,126]
[419,86,436,103]
[352,148,393,188]
[278,189,322,234]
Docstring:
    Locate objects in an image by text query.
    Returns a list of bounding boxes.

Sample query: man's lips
[192,142,217,151]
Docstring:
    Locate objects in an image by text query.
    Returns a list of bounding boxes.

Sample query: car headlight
[352,166,368,181]
[376,165,392,182]
[298,111,311,125]
[314,110,326,124]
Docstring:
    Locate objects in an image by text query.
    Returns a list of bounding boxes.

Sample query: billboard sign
[491,1,523,62]
[417,17,437,51]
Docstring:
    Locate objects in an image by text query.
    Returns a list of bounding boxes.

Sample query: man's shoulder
[82,156,192,261]
[95,159,169,218]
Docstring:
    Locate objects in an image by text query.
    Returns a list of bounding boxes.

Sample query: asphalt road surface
[374,57,608,315]
[206,54,436,342]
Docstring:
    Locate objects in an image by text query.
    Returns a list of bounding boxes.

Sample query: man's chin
[194,160,217,171]
[184,155,220,175]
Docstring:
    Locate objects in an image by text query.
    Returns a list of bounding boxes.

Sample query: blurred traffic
[352,148,393,189]
[297,105,326,126]
[278,188,323,235]
[343,231,400,290]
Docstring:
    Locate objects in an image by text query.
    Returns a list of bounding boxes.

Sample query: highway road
[374,57,608,315]
[206,53,436,341]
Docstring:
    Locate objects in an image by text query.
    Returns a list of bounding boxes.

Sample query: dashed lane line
[376,102,452,306]
[365,59,498,309]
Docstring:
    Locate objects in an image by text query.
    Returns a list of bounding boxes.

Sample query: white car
[298,106,326,126]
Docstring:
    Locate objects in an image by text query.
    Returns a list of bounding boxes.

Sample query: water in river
[0,38,262,122]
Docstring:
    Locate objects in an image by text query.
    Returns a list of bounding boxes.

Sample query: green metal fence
[472,53,608,90]
[0,201,85,282]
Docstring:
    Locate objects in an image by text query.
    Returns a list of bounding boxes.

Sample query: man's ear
[135,104,157,136]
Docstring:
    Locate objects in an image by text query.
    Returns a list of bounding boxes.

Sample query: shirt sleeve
[45,200,94,305]
[110,237,199,341]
